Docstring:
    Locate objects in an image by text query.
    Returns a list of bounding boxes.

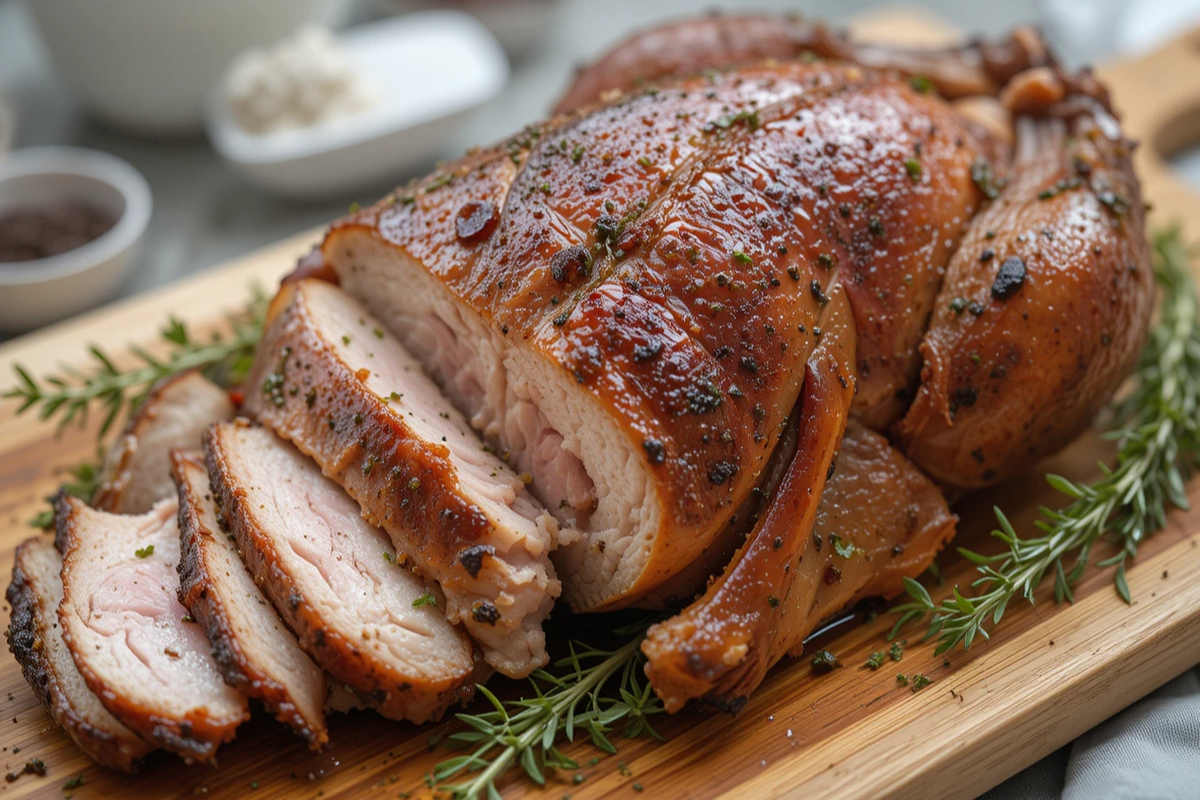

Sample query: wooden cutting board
[3,8,1200,800]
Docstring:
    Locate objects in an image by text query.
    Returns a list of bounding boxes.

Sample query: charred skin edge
[172,450,329,749]
[202,422,483,723]
[246,280,556,669]
[5,537,153,772]
[53,494,246,762]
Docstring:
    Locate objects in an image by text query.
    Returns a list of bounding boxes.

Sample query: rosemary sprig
[435,619,663,800]
[892,227,1200,654]
[4,286,268,438]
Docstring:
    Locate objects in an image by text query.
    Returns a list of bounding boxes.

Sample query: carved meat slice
[6,536,153,772]
[173,450,329,748]
[243,278,560,678]
[55,496,249,761]
[203,420,481,723]
[94,371,234,514]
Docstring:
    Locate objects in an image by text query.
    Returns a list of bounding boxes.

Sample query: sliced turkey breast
[55,496,249,761]
[173,450,329,748]
[6,536,153,772]
[243,278,561,678]
[94,371,234,514]
[316,59,990,614]
[203,420,481,722]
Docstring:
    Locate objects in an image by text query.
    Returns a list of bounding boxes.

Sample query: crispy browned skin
[6,537,153,771]
[895,72,1153,487]
[305,19,1151,710]
[643,292,858,711]
[554,14,1052,114]
[326,59,994,608]
[643,299,957,711]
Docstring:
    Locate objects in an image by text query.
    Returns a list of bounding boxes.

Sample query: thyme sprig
[4,287,268,438]
[435,619,663,800]
[891,228,1200,654]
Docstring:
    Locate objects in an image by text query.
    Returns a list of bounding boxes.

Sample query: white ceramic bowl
[28,0,346,136]
[206,10,509,199]
[0,148,152,334]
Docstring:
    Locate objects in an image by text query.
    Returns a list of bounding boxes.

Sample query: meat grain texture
[173,450,330,748]
[55,496,249,761]
[203,420,482,722]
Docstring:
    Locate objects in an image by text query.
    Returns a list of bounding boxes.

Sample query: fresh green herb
[134,545,154,559]
[5,288,267,439]
[425,173,454,193]
[908,75,935,94]
[830,534,862,558]
[904,158,922,181]
[731,250,753,266]
[889,641,904,662]
[63,776,85,790]
[413,592,438,609]
[890,228,1200,654]
[705,110,760,132]
[970,157,1003,200]
[571,145,585,164]
[909,674,933,692]
[433,620,664,800]
[864,652,885,670]
[810,649,841,673]
[896,673,908,686]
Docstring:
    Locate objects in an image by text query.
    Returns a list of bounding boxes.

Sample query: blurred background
[2,0,1200,337]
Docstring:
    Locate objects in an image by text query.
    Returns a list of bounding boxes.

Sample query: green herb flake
[135,544,155,559]
[830,534,861,558]
[865,652,885,670]
[908,75,934,94]
[904,158,922,181]
[412,592,438,609]
[811,649,841,673]
[910,673,933,692]
[731,250,753,266]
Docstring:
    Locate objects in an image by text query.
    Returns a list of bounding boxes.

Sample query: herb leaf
[434,620,664,800]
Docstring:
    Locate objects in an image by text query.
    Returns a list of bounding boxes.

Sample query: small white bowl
[0,148,152,334]
[206,10,509,199]
[29,0,347,136]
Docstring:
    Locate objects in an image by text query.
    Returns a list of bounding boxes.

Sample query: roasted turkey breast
[309,39,1149,622]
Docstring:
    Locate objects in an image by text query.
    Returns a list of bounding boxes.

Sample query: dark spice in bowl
[0,202,117,263]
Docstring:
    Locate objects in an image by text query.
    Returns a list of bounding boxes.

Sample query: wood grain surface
[2,9,1200,800]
